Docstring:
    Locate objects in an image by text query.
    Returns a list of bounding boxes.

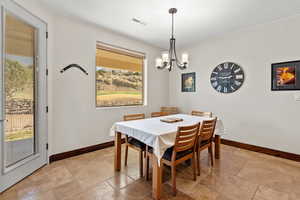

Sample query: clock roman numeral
[236,74,244,79]
[230,63,235,69]
[217,65,223,71]
[212,82,218,87]
[217,85,222,92]
[223,87,228,93]
[235,80,241,86]
[234,68,241,74]
[211,77,217,81]
[224,63,229,69]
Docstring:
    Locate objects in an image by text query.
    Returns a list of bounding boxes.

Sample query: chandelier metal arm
[173,38,180,66]
[173,38,187,70]
[169,38,173,70]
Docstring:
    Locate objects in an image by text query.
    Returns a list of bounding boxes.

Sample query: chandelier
[156,8,189,72]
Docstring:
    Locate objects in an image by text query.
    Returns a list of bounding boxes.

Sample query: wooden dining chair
[160,107,179,115]
[151,112,168,117]
[191,110,213,118]
[123,113,146,177]
[146,123,200,195]
[196,118,217,176]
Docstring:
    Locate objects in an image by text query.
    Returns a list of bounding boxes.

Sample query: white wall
[169,15,300,154]
[14,0,300,156]
[15,0,169,155]
[51,16,169,155]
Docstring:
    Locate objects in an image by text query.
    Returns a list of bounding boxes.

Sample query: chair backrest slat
[177,129,198,136]
[123,113,145,121]
[151,112,168,118]
[176,146,192,152]
[202,127,213,131]
[177,134,195,142]
[161,107,179,115]
[174,123,200,153]
[191,110,212,118]
[198,118,217,142]
[177,140,195,149]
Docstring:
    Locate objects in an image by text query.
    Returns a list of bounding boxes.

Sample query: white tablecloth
[110,114,225,164]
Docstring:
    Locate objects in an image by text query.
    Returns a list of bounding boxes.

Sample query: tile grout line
[250,185,260,200]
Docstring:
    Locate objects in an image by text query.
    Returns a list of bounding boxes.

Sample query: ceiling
[40,0,300,49]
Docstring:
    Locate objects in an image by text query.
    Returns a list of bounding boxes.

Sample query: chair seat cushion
[148,146,193,161]
[128,137,146,150]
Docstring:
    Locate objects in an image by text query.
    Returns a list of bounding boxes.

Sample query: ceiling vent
[132,18,147,26]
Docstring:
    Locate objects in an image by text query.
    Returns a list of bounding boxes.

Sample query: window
[96,42,145,107]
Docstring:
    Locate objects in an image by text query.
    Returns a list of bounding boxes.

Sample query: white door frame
[0,0,48,193]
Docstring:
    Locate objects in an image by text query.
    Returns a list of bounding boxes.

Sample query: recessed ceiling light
[132,18,147,26]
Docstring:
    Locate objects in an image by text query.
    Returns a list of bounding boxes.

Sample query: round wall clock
[210,62,245,93]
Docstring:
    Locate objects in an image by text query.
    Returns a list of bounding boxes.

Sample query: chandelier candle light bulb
[156,8,188,71]
[156,58,163,67]
[182,53,189,64]
[162,53,169,63]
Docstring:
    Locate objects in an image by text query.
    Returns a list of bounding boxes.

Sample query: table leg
[114,132,122,171]
[152,154,162,200]
[214,135,221,159]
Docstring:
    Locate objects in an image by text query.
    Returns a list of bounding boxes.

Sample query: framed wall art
[182,72,196,92]
[271,60,300,91]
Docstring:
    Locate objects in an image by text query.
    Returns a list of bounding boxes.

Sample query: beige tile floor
[1,144,300,200]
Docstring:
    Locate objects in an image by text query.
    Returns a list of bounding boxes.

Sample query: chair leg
[197,149,200,176]
[208,147,211,164]
[125,145,128,166]
[192,155,196,181]
[146,153,150,180]
[210,145,214,166]
[171,165,177,196]
[139,150,144,177]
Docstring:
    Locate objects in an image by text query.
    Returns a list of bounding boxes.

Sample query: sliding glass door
[4,11,37,168]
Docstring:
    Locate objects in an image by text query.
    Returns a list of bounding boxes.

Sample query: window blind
[96,43,144,72]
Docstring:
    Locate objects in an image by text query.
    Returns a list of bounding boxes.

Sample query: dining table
[110,114,225,200]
